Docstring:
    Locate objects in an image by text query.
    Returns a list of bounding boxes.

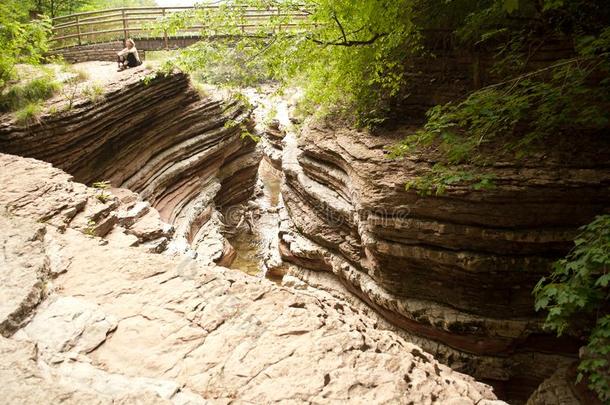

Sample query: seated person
[117,39,142,71]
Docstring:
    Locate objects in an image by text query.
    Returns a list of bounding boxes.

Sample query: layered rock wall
[0,64,260,262]
[276,124,610,401]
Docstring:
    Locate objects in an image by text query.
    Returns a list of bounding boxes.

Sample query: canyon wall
[0,64,260,264]
[274,122,610,402]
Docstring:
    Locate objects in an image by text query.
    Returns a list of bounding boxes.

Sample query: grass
[15,102,43,125]
[0,76,61,112]
[83,82,105,103]
[145,50,179,62]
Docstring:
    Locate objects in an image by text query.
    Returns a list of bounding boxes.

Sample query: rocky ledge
[0,62,261,265]
[0,152,504,404]
[276,122,610,401]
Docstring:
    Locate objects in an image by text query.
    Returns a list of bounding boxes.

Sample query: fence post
[75,15,82,45]
[122,9,129,42]
[163,8,169,49]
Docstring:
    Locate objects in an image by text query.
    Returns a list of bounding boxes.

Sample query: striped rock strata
[276,122,610,402]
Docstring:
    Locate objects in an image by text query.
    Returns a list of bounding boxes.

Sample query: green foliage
[159,0,421,126]
[393,56,610,166]
[83,82,104,103]
[390,1,610,194]
[405,164,496,196]
[77,0,157,13]
[15,102,43,125]
[0,74,60,112]
[30,0,157,18]
[92,181,111,190]
[534,215,610,401]
[0,1,50,89]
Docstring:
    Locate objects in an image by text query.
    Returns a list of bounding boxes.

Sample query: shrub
[534,215,610,401]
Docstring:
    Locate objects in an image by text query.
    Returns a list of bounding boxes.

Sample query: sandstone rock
[0,336,108,404]
[0,217,48,337]
[0,153,174,253]
[17,296,118,364]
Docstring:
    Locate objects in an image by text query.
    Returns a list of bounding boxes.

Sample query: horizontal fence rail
[50,6,309,49]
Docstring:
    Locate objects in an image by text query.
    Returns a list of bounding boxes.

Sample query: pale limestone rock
[0,336,108,404]
[0,154,503,403]
[18,296,118,363]
[0,217,48,337]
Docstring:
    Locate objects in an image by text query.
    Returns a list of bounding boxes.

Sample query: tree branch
[306,32,387,47]
[331,12,348,43]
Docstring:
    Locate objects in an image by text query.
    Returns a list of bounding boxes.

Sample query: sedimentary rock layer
[0,152,504,404]
[0,63,261,262]
[277,123,610,401]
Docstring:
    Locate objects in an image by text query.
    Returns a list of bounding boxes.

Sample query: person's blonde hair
[126,38,136,47]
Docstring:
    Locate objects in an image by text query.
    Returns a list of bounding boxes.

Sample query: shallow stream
[227,159,282,276]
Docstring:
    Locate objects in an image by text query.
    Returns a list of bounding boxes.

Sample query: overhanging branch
[307,32,387,47]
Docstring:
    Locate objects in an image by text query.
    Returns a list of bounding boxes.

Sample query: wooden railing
[51,6,309,49]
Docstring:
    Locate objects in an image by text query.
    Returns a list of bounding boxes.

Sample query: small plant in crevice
[84,219,97,237]
[224,117,260,143]
[83,82,104,103]
[534,215,610,402]
[92,181,112,204]
[59,77,80,110]
[141,61,176,86]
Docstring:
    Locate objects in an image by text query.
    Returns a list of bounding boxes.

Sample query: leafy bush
[534,215,610,401]
[0,1,50,89]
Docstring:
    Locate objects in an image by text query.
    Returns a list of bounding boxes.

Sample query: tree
[31,0,91,18]
[0,1,50,89]
[30,0,158,18]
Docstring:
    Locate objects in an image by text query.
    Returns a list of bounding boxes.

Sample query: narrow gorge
[0,48,608,405]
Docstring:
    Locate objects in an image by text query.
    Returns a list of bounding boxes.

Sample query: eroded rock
[0,152,504,404]
[276,121,610,400]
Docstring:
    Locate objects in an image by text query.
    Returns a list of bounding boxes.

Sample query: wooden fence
[51,6,309,49]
